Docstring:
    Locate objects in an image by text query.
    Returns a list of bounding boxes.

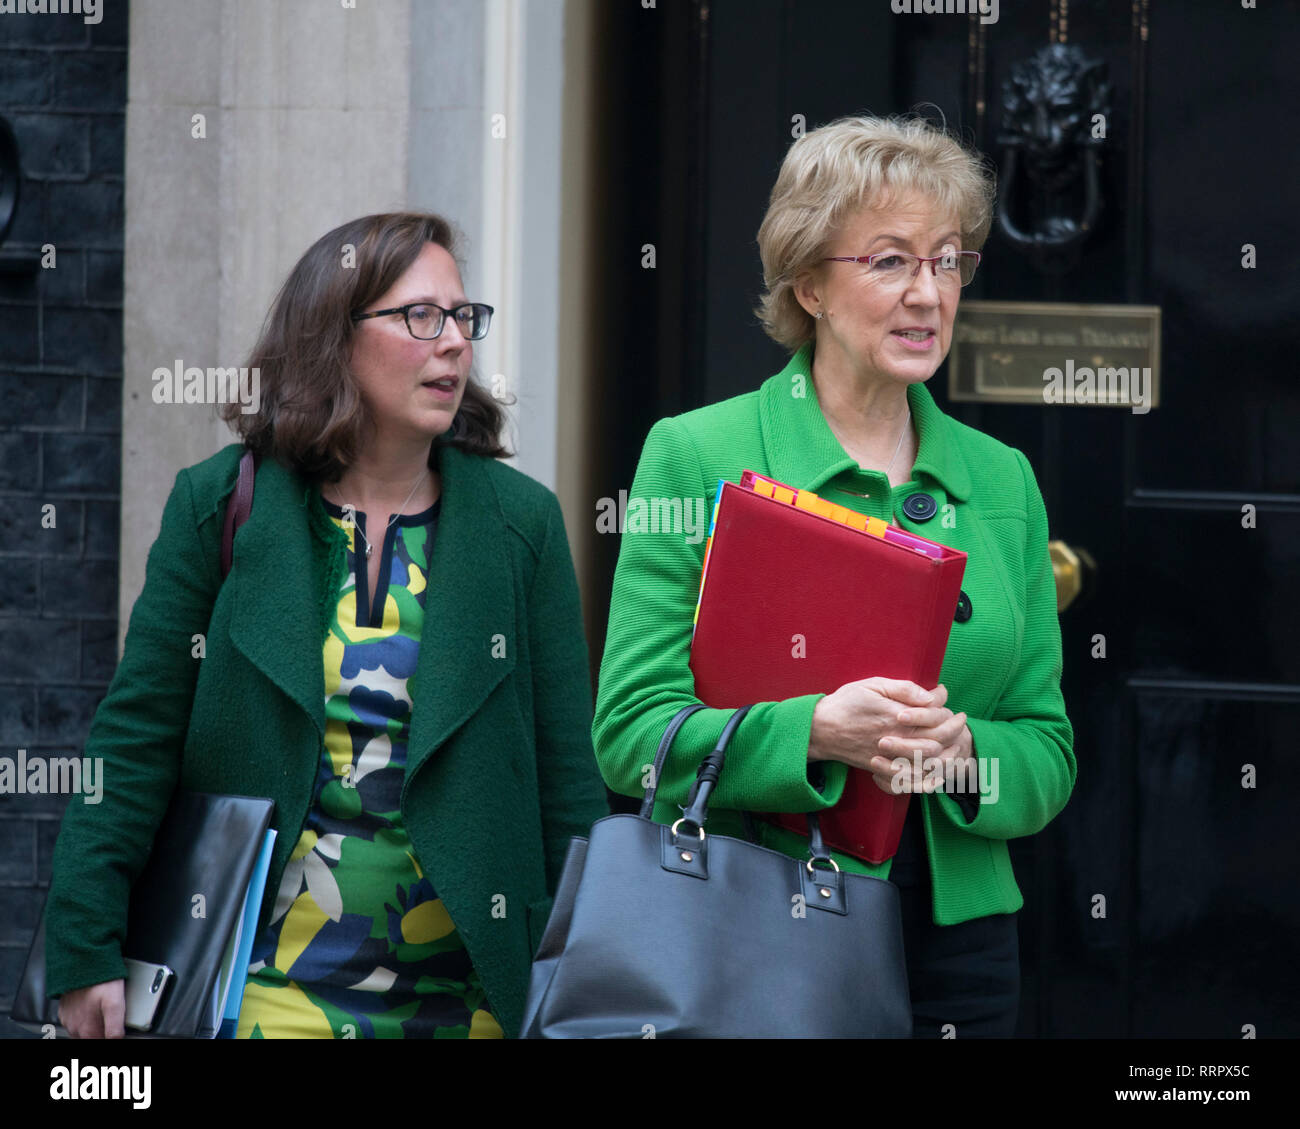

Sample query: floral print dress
[235,495,501,1039]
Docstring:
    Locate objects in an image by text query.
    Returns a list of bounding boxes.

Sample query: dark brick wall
[0,0,129,1033]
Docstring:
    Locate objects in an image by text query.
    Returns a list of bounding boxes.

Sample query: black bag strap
[638,703,706,819]
[639,704,832,864]
[220,448,257,580]
[805,812,831,867]
[679,705,753,829]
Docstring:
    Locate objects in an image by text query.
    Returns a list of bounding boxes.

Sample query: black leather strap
[638,703,706,819]
[679,705,753,829]
[220,448,257,580]
[806,812,830,863]
[640,704,824,854]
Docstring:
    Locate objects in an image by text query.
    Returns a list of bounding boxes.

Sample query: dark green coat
[45,441,609,1037]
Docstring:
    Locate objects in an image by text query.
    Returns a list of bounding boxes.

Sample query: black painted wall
[0,0,129,1033]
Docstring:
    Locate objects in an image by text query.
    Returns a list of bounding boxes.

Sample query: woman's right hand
[58,979,126,1038]
[809,677,945,794]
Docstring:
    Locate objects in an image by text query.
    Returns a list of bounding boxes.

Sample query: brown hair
[220,211,510,480]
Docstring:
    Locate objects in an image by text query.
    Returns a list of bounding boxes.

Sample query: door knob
[1048,540,1096,613]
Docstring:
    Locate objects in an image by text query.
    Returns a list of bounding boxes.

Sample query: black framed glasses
[350,301,494,341]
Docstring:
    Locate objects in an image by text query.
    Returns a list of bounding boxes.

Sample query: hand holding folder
[688,472,967,863]
[12,791,276,1038]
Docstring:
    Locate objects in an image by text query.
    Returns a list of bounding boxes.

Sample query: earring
[814,311,824,320]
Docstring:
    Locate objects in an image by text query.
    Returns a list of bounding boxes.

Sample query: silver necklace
[328,468,429,559]
[831,406,912,501]
[882,406,911,481]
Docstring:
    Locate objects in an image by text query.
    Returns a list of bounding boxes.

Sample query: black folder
[12,791,275,1039]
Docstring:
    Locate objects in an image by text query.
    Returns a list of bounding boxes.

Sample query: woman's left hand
[866,684,974,794]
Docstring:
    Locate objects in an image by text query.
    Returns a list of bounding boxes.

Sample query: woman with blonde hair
[46,211,608,1039]
[593,115,1074,1037]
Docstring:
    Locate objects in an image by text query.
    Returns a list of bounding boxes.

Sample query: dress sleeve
[592,416,850,818]
[933,449,1076,838]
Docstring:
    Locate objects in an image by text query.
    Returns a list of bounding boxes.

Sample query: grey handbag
[521,704,912,1038]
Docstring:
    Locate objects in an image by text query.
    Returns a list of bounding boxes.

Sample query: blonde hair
[754,114,996,351]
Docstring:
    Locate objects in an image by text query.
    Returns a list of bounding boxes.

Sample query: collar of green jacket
[759,342,973,502]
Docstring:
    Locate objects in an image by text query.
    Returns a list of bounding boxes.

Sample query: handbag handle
[637,703,754,832]
[641,702,838,871]
[679,704,753,829]
[638,703,706,819]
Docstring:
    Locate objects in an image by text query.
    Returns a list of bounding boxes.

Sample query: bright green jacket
[592,344,1075,925]
[45,441,609,1037]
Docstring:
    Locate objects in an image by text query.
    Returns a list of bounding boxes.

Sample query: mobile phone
[123,958,174,1031]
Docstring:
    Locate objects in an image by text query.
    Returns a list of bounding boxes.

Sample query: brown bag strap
[220,448,257,580]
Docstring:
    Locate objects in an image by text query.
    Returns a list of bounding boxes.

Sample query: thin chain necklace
[833,406,912,500]
[327,468,429,559]
[882,406,911,481]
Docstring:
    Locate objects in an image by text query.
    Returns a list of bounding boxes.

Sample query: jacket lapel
[226,444,517,779]
[404,444,517,784]
[759,345,858,490]
[227,458,335,736]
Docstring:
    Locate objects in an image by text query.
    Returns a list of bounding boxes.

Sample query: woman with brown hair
[45,212,608,1039]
